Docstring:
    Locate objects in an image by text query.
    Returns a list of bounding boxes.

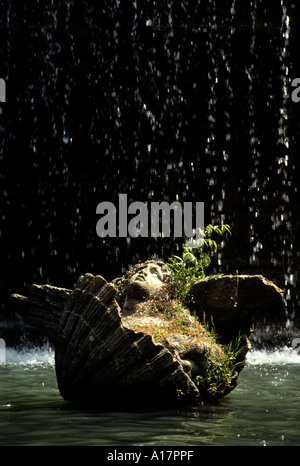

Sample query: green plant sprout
[195,332,243,400]
[167,224,231,303]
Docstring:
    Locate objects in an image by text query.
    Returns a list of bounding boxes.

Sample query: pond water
[0,346,299,446]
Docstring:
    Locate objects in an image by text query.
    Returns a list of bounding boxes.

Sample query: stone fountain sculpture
[9,260,285,408]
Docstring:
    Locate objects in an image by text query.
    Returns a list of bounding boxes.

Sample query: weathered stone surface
[190,274,285,343]
[163,334,216,377]
[55,273,201,407]
[10,285,72,341]
[121,260,171,316]
[10,269,284,407]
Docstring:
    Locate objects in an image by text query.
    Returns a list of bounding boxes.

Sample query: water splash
[2,343,300,369]
[4,346,55,367]
[247,347,300,365]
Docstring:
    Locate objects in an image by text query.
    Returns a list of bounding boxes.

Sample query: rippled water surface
[0,347,299,446]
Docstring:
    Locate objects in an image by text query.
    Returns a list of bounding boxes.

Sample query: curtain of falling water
[0,0,299,342]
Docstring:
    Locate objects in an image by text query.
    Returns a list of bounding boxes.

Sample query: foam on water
[247,347,300,365]
[4,346,55,366]
[2,345,300,368]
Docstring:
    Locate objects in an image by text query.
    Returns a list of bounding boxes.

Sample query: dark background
[1,0,300,344]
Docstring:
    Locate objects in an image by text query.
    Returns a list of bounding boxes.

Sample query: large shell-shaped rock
[55,273,200,407]
[190,274,285,343]
[10,285,71,341]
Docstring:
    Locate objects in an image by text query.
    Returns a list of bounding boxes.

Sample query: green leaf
[166,223,232,303]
